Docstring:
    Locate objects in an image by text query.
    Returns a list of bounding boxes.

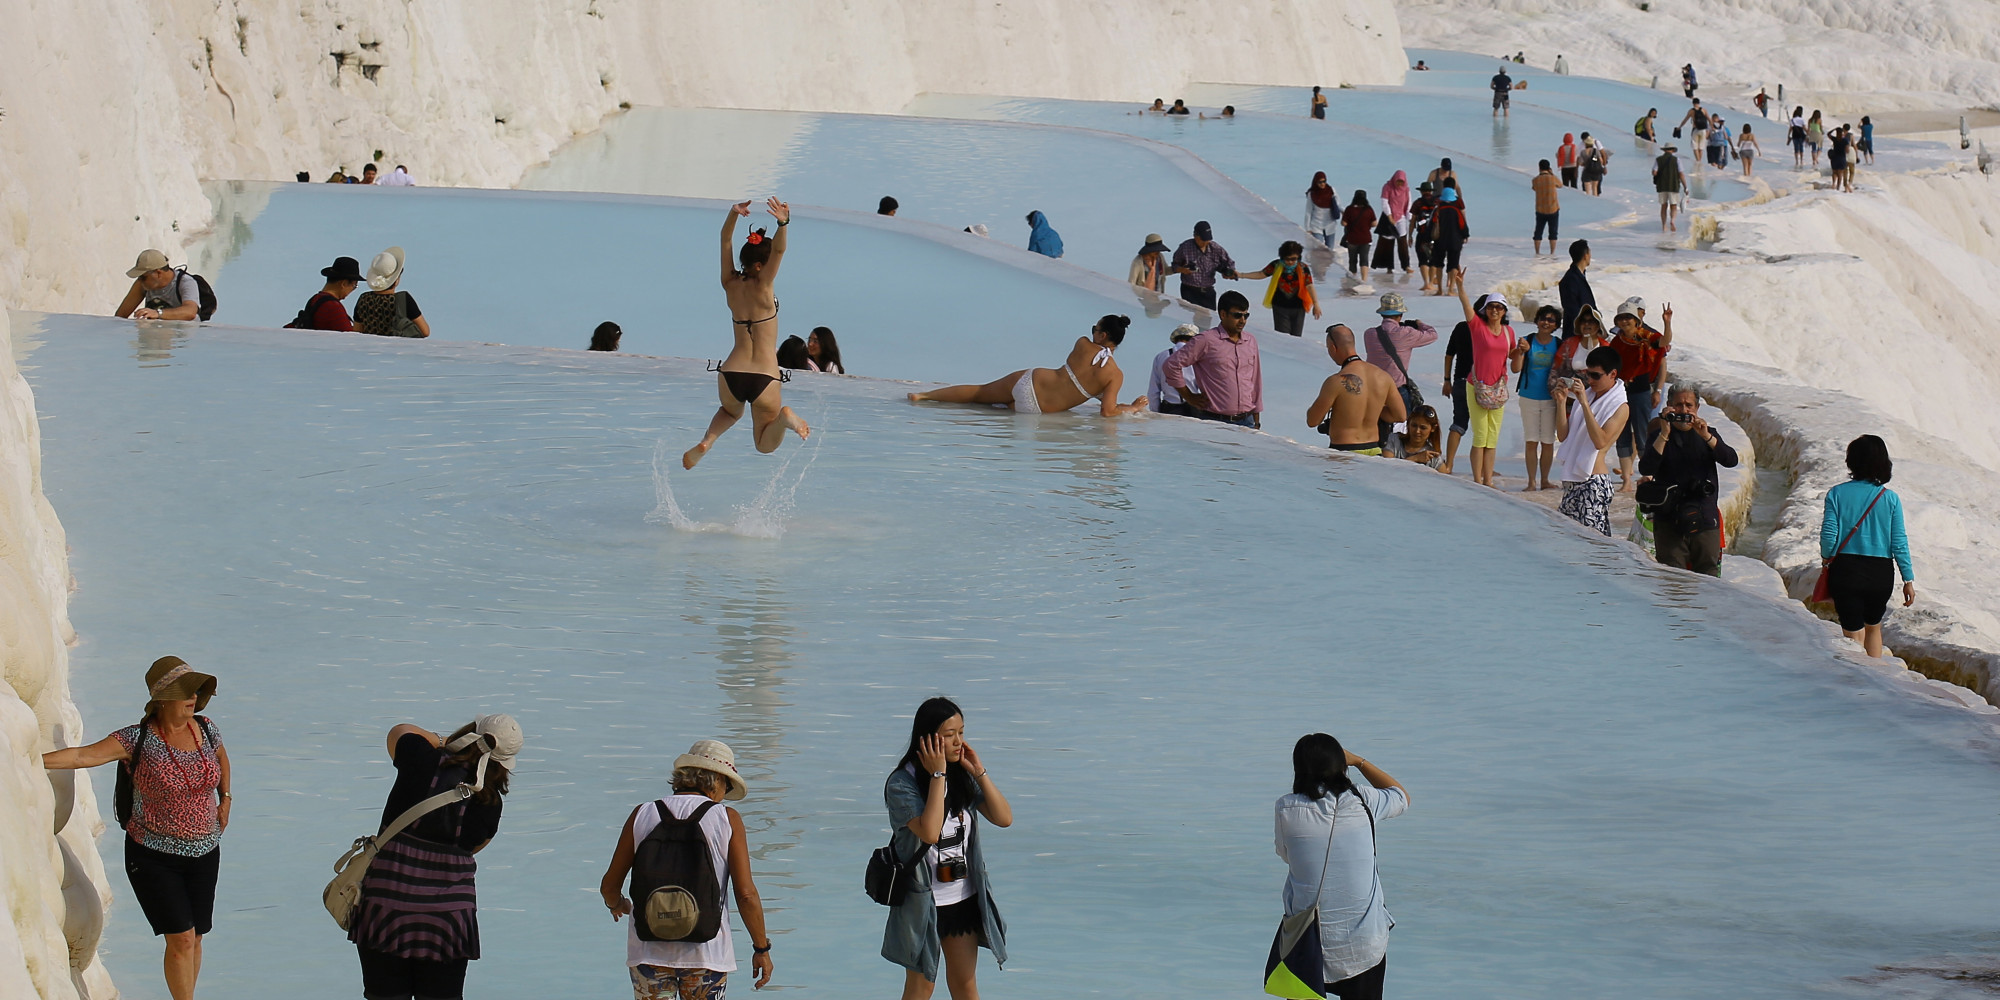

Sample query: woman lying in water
[907,315,1150,416]
[683,198,812,470]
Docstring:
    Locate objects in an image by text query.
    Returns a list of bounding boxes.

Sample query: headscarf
[1308,171,1335,209]
[1380,170,1410,220]
[1026,211,1064,258]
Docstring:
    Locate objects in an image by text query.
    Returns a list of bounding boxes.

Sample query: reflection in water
[133,325,190,366]
[1032,418,1131,513]
[680,576,800,867]
[1491,114,1513,164]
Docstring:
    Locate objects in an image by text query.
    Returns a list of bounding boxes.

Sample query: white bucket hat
[445,713,522,790]
[366,246,405,291]
[674,739,748,800]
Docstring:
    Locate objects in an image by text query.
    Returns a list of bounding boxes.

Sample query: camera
[1666,410,1694,425]
[937,859,969,883]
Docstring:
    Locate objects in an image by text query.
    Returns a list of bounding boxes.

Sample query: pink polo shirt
[1166,326,1263,415]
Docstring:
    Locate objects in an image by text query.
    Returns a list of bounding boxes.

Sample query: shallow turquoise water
[23,313,2000,999]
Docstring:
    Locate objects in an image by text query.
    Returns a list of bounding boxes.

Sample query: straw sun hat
[675,739,748,800]
[144,655,216,711]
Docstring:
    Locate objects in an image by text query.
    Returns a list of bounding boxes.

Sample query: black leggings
[1330,957,1387,1000]
[359,947,470,1000]
[1827,554,1895,631]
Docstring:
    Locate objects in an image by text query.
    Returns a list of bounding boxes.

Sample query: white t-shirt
[929,807,975,906]
[627,794,736,972]
[1274,785,1410,983]
[143,270,200,312]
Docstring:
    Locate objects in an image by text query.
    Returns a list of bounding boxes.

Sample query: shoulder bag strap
[1832,487,1888,558]
[1375,327,1412,383]
[378,783,473,845]
[1309,795,1341,902]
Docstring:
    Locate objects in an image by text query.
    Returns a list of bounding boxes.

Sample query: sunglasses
[1583,369,1608,381]
[1222,310,1250,319]
[1536,317,1559,325]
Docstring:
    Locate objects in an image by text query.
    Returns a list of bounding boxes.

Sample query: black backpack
[115,716,219,828]
[1692,109,1710,131]
[174,267,219,321]
[629,800,725,943]
[285,291,336,329]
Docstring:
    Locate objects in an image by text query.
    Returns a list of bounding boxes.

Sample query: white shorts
[1517,396,1559,444]
[1657,191,1680,206]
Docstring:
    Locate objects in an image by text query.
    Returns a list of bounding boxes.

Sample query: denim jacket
[881,765,1007,981]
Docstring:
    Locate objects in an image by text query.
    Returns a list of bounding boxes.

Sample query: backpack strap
[655,798,718,826]
[1375,326,1413,383]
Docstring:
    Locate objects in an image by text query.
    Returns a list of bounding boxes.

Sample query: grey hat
[126,249,170,278]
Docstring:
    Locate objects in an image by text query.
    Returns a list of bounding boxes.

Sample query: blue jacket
[1026,211,1064,258]
[1820,479,1913,580]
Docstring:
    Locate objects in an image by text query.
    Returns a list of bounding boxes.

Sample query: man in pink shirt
[1167,290,1263,428]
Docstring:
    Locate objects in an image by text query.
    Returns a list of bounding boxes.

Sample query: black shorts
[935,898,989,945]
[1560,166,1578,187]
[125,838,219,936]
[1272,305,1306,336]
[1534,212,1559,240]
[359,947,469,1000]
[1828,554,1895,631]
[1435,241,1463,273]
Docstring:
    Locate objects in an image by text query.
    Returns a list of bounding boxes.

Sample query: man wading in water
[684,198,812,469]
[1307,324,1406,455]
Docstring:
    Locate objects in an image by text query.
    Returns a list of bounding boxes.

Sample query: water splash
[646,396,827,538]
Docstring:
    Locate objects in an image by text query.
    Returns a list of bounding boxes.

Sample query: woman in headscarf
[1024,211,1064,258]
[1340,191,1377,282]
[1378,171,1413,273]
[1303,172,1339,249]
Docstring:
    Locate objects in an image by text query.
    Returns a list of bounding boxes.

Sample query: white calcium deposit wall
[0,0,1405,315]
[1397,0,2000,109]
[0,308,115,1000]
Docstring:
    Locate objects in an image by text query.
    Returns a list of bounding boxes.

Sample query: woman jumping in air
[907,315,1149,416]
[683,198,812,469]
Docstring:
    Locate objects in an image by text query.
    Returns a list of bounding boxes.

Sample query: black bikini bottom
[721,371,778,403]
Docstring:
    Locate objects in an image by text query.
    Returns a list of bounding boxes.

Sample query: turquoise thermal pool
[20,313,2000,999]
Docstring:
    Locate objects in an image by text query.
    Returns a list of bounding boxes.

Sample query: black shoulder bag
[865,833,918,907]
[1376,326,1426,415]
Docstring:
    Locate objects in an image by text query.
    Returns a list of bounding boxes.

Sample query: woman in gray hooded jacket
[883,696,1011,999]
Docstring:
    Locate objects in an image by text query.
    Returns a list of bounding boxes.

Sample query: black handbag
[1374,326,1426,414]
[864,838,916,907]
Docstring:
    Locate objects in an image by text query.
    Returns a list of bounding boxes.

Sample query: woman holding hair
[1304,172,1339,250]
[806,326,846,373]
[883,697,1012,1000]
[1819,434,1916,658]
[907,315,1148,416]
[683,198,811,470]
[601,739,775,999]
[44,656,229,1000]
[347,714,521,1000]
[1454,284,1518,488]
[1274,734,1409,1000]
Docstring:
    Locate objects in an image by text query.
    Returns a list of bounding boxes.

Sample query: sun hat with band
[1140,234,1170,255]
[444,713,522,791]
[366,246,405,291]
[674,739,747,801]
[145,655,216,711]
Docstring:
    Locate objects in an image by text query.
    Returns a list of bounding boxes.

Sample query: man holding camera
[1636,384,1738,576]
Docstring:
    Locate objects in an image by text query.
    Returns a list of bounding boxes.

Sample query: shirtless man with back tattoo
[1306,324,1406,455]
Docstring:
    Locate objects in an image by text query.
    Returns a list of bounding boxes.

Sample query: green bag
[1264,810,1339,998]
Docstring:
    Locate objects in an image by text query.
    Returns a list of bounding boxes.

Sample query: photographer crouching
[1636,383,1738,576]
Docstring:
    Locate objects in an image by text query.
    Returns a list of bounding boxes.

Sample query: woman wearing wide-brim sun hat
[348,712,521,1000]
[45,655,231,1000]
[600,739,776,997]
[352,245,432,339]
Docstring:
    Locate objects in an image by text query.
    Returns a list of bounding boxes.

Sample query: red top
[302,293,353,332]
[1610,329,1667,382]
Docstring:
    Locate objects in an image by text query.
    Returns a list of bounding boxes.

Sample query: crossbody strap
[1832,487,1888,558]
[378,783,472,845]
[1375,327,1413,383]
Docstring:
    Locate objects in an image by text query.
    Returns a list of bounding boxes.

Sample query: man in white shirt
[114,250,200,321]
[380,165,416,187]
[1149,325,1200,416]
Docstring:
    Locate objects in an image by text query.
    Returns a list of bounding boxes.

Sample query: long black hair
[1292,733,1356,802]
[809,326,844,371]
[899,696,977,815]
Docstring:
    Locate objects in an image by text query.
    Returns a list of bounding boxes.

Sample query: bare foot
[907,392,928,403]
[682,442,710,470]
[1438,462,1455,475]
[782,406,811,441]
[1521,483,1537,492]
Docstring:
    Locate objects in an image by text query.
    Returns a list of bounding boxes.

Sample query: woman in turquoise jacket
[883,696,1010,999]
[1819,434,1916,658]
